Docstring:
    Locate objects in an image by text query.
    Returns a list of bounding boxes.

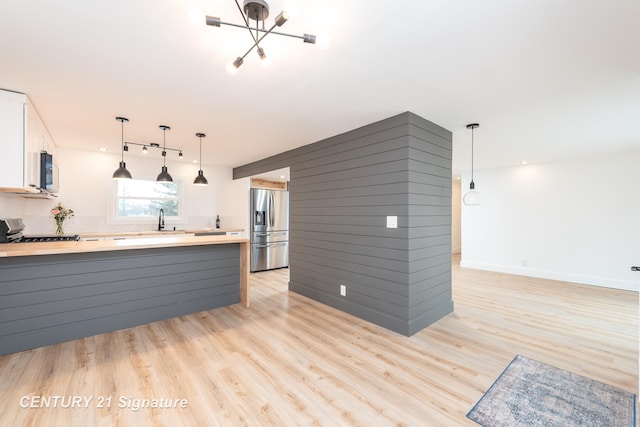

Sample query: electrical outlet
[340,285,346,296]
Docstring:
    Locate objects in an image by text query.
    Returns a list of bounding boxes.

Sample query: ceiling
[1,0,638,176]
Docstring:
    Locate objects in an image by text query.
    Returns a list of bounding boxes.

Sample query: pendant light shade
[156,165,172,182]
[463,182,482,205]
[193,133,208,186]
[156,125,173,182]
[112,117,132,179]
[463,123,482,206]
[194,170,208,186]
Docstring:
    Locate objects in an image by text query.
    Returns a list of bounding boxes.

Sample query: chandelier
[206,0,316,70]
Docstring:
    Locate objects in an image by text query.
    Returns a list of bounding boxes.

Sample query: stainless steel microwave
[39,151,58,193]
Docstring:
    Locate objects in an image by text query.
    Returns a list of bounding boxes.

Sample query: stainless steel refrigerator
[250,188,289,272]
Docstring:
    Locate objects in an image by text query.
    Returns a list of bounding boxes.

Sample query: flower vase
[55,220,64,235]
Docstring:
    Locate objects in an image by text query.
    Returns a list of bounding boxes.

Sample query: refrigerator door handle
[255,243,287,248]
[269,193,274,227]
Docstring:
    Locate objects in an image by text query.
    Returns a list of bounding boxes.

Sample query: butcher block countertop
[80,228,244,239]
[0,234,249,258]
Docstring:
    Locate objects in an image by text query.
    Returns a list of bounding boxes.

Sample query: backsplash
[0,194,26,219]
[19,215,236,235]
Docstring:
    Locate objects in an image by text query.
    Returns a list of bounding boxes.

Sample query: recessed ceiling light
[193,160,198,164]
[99,147,107,152]
[521,160,529,165]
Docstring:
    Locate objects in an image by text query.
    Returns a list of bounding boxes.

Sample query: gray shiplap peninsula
[0,235,249,356]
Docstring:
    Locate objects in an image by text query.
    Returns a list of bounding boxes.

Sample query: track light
[193,133,208,186]
[109,118,203,180]
[112,117,132,179]
[205,0,317,70]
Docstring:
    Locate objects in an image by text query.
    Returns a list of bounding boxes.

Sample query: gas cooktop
[0,218,80,243]
[19,235,81,243]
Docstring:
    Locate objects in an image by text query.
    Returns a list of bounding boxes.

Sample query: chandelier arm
[269,29,310,41]
[213,20,309,41]
[255,19,260,49]
[233,0,259,43]
[238,21,280,62]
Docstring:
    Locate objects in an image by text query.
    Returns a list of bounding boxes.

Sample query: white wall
[460,147,640,291]
[0,193,26,219]
[4,147,249,236]
[451,178,461,254]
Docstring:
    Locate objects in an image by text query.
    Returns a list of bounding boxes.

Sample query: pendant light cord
[199,136,203,170]
[466,123,479,190]
[121,121,125,163]
[471,126,475,185]
[163,129,167,167]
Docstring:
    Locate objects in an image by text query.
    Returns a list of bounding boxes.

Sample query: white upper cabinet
[0,89,56,193]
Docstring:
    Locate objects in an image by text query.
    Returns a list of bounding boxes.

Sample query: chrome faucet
[158,209,165,231]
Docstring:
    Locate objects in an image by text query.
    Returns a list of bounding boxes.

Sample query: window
[114,179,181,219]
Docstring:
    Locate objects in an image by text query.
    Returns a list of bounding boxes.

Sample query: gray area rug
[467,355,636,427]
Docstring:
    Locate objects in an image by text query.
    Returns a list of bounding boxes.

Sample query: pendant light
[463,123,482,206]
[112,117,132,179]
[156,125,173,182]
[193,133,208,186]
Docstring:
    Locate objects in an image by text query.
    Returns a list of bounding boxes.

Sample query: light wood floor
[0,257,637,426]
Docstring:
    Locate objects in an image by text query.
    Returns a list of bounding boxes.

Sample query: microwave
[39,151,58,193]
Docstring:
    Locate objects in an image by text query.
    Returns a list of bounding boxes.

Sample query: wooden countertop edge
[0,235,249,258]
[80,228,244,238]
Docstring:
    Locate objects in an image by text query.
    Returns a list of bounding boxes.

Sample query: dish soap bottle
[215,215,221,229]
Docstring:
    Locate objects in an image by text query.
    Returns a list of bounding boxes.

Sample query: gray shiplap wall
[234,112,453,336]
[0,244,240,355]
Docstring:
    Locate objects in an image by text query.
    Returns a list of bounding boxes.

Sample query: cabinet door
[25,100,57,190]
[0,90,26,188]
[24,103,42,188]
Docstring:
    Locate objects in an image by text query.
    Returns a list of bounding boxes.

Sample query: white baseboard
[459,260,639,292]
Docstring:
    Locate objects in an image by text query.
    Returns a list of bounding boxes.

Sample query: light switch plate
[386,216,398,228]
